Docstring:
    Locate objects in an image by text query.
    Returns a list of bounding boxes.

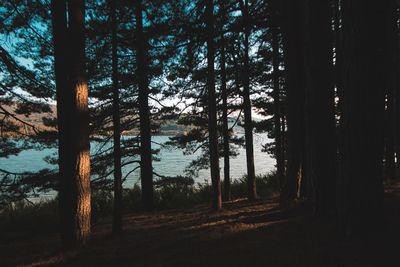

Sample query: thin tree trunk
[241,0,257,201]
[220,27,231,201]
[205,0,222,211]
[271,11,284,192]
[280,0,305,205]
[281,113,286,174]
[339,0,385,233]
[135,0,153,211]
[110,0,122,233]
[303,0,337,216]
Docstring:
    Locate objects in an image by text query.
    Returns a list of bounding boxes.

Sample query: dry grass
[2,184,400,267]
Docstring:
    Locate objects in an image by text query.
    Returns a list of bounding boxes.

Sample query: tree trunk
[205,0,222,211]
[271,10,284,192]
[220,27,231,201]
[303,0,337,216]
[395,3,400,171]
[135,0,153,212]
[51,0,74,249]
[68,0,91,246]
[241,0,257,201]
[339,0,385,233]
[280,0,306,205]
[383,0,398,180]
[53,0,91,248]
[110,0,122,233]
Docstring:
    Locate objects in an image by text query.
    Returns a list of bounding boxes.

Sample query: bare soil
[2,182,400,267]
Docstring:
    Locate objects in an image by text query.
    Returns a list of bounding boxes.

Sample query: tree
[110,0,123,234]
[136,0,154,211]
[51,0,91,248]
[303,0,336,216]
[338,0,385,233]
[280,0,306,204]
[205,0,222,211]
[270,2,285,192]
[219,12,231,201]
[239,0,257,201]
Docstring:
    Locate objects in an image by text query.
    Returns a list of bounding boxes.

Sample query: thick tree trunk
[280,0,305,205]
[242,0,257,201]
[205,0,222,211]
[339,0,385,233]
[383,0,398,179]
[271,11,284,192]
[68,0,91,246]
[135,0,153,212]
[303,0,337,216]
[220,29,231,201]
[395,3,400,172]
[111,0,122,233]
[53,0,91,248]
[51,0,74,249]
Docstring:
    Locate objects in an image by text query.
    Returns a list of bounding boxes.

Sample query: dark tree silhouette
[51,0,91,248]
[339,0,385,232]
[303,0,336,216]
[136,0,154,211]
[110,0,123,234]
[280,0,306,204]
[239,0,257,201]
[205,0,222,211]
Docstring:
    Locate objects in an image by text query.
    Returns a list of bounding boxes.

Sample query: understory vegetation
[0,172,278,242]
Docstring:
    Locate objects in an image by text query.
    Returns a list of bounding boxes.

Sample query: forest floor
[2,181,400,267]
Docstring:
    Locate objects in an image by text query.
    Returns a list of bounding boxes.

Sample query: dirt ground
[2,182,400,267]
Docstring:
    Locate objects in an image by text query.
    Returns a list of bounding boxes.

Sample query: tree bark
[220,27,231,201]
[51,0,74,249]
[280,0,306,205]
[383,0,398,179]
[205,0,222,211]
[271,9,284,192]
[241,0,257,201]
[339,0,385,233]
[303,0,337,216]
[110,0,123,233]
[135,0,153,212]
[53,0,91,248]
[68,0,91,246]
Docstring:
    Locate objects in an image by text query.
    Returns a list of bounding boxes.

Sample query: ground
[2,182,400,267]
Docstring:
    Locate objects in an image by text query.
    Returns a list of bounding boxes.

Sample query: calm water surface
[0,134,275,199]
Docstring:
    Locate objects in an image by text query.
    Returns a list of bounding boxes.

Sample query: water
[0,134,275,199]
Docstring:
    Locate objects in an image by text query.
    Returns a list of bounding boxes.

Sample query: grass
[0,172,279,242]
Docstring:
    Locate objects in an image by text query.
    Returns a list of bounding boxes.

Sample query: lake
[0,134,275,199]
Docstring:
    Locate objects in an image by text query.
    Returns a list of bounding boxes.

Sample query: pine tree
[339,0,385,233]
[51,0,91,248]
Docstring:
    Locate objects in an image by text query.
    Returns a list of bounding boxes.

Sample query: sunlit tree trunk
[339,0,385,233]
[110,0,122,233]
[205,0,222,211]
[135,0,153,211]
[52,0,91,248]
[68,0,91,246]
